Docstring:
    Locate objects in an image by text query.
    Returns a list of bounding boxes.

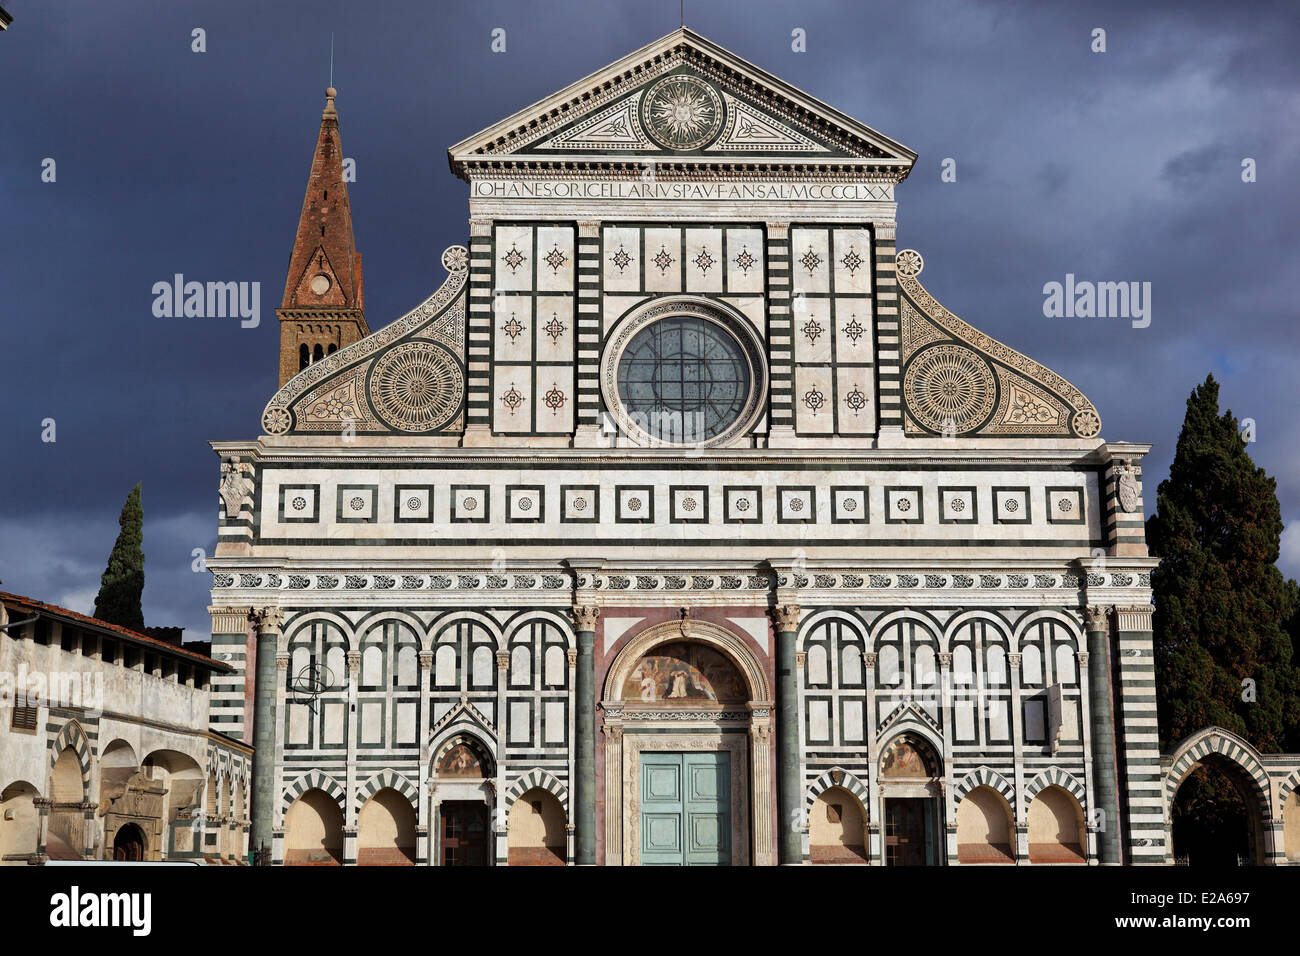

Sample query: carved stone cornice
[209,605,252,634]
[1115,605,1154,632]
[570,604,601,632]
[769,604,801,632]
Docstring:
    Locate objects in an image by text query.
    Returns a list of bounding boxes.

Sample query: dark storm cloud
[1,0,1297,639]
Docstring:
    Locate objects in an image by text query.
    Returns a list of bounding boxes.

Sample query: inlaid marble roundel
[641,74,724,150]
[904,343,997,434]
[367,341,463,432]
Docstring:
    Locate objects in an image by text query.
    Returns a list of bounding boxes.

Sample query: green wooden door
[640,752,730,866]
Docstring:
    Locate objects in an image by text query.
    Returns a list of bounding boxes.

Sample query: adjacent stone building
[204,28,1300,865]
[0,592,251,863]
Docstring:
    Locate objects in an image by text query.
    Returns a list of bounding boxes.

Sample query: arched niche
[956,786,1015,864]
[507,787,567,866]
[809,786,868,864]
[1027,785,1086,864]
[283,788,344,865]
[357,788,417,865]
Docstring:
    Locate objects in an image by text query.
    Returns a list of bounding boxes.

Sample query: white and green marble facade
[205,28,1300,865]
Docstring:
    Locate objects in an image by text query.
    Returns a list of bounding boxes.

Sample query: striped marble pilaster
[575,221,603,433]
[874,222,901,429]
[765,223,793,437]
[465,218,494,433]
[1113,604,1164,862]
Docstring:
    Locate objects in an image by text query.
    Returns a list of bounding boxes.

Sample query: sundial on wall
[641,73,724,150]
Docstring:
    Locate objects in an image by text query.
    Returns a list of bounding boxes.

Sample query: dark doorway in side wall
[439,801,489,866]
[113,823,146,861]
[1171,759,1258,866]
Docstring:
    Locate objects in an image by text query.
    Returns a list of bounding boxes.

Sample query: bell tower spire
[276,86,369,388]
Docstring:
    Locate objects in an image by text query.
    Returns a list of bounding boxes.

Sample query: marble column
[571,604,599,865]
[772,603,802,864]
[495,649,510,865]
[1008,652,1027,861]
[1086,605,1122,864]
[418,649,433,866]
[344,649,361,865]
[249,607,283,859]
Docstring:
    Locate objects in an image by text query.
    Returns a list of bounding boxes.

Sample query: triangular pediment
[448,28,915,176]
[289,245,347,307]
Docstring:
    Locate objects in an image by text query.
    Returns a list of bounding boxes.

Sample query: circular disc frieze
[641,74,724,150]
[367,341,463,432]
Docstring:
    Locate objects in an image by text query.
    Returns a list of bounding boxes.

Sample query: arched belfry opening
[601,618,774,866]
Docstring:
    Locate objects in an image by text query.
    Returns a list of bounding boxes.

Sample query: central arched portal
[601,619,774,866]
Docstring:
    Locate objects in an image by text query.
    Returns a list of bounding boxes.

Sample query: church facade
[205,29,1300,866]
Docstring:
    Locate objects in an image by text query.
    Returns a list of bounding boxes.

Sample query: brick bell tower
[276,86,369,388]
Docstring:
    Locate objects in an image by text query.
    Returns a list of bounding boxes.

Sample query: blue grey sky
[2,0,1297,640]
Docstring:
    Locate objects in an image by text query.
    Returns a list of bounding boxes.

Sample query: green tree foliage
[93,483,145,632]
[1146,375,1300,752]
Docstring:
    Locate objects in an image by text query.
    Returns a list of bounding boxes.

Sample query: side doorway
[439,801,489,866]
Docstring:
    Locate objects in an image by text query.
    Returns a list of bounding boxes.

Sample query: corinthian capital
[251,606,284,633]
[770,604,801,632]
[570,604,601,631]
[1084,605,1112,631]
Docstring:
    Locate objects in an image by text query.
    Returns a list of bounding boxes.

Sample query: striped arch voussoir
[505,768,569,817]
[1279,770,1300,806]
[356,769,419,808]
[283,770,345,811]
[1025,767,1087,810]
[954,767,1015,809]
[50,720,92,788]
[804,767,868,812]
[1165,728,1270,813]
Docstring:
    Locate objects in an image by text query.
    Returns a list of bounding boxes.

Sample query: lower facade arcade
[204,562,1300,866]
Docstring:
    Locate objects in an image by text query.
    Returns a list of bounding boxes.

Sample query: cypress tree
[93,482,146,632]
[1146,375,1300,752]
